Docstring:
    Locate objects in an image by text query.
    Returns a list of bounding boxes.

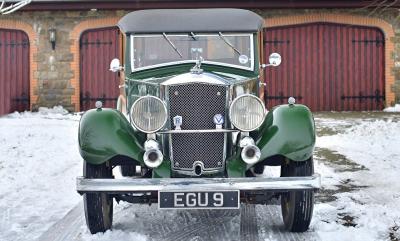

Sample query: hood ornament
[190,56,204,74]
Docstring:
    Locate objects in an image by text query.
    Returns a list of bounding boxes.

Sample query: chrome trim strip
[158,129,239,134]
[77,174,321,192]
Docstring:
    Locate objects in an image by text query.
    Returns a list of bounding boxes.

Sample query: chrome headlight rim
[130,95,168,133]
[229,94,266,132]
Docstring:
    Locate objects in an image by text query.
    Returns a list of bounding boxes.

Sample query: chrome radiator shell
[166,83,228,173]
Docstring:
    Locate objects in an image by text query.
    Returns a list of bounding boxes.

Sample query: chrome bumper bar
[76,174,321,193]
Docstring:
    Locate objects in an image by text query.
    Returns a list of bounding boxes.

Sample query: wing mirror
[109,58,123,72]
[261,53,282,68]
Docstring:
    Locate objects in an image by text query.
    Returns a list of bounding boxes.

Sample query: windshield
[130,33,254,72]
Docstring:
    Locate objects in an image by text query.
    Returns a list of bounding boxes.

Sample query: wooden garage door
[0,29,29,116]
[263,23,385,111]
[80,27,121,111]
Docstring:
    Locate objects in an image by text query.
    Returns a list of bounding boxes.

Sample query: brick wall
[0,8,399,111]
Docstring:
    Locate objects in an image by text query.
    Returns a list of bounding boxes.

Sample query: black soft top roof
[118,8,264,34]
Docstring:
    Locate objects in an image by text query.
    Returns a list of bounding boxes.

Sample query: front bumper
[76,174,321,194]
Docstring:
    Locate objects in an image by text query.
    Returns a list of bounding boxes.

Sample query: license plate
[158,191,240,209]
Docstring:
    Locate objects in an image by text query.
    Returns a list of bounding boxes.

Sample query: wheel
[120,165,136,177]
[280,158,314,232]
[83,161,113,234]
[253,164,265,174]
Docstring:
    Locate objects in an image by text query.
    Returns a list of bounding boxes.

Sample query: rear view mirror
[268,53,281,66]
[109,58,123,72]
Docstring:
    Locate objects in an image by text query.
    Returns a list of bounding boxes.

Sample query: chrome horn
[240,136,261,164]
[143,139,163,168]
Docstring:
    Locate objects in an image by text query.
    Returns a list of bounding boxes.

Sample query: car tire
[83,161,113,234]
[280,157,314,232]
[120,165,136,177]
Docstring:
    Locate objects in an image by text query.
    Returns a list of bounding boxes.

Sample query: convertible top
[118,9,264,34]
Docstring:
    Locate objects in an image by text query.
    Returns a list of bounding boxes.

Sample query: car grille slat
[168,83,227,171]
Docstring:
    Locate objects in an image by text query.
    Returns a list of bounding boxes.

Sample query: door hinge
[341,90,384,102]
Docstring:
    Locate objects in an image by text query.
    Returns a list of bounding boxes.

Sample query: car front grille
[168,83,227,171]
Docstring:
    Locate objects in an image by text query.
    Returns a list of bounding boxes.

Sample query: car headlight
[229,94,265,131]
[130,96,167,133]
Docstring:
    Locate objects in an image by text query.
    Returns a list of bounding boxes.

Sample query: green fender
[256,104,315,161]
[78,108,146,165]
[227,104,315,177]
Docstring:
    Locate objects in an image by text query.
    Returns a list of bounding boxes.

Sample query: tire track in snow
[39,203,322,241]
[256,205,320,241]
[37,203,84,241]
[240,204,259,241]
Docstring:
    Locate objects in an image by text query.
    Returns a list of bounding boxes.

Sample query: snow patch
[81,230,148,241]
[6,106,74,119]
[383,104,400,112]
[38,105,69,115]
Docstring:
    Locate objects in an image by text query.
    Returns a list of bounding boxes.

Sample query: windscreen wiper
[218,32,241,56]
[162,33,183,58]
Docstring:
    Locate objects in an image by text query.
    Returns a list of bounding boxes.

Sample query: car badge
[213,114,224,129]
[173,115,182,130]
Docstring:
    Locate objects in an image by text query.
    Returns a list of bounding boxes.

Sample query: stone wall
[0,8,399,111]
[1,10,128,111]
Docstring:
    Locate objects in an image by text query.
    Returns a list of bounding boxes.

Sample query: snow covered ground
[0,109,399,241]
[0,107,82,241]
[313,113,400,241]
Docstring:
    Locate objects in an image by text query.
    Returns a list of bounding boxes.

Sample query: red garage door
[80,27,121,111]
[0,29,29,116]
[263,23,385,111]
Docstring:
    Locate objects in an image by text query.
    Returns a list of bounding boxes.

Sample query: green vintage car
[76,8,321,234]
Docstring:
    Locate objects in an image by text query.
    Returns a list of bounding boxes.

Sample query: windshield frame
[130,33,254,72]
